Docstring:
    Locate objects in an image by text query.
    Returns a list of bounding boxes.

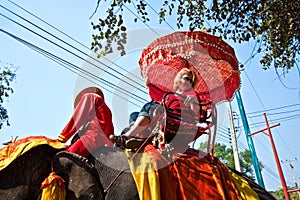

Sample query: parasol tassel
[40,172,66,200]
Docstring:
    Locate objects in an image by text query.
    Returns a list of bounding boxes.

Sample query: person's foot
[125,138,147,150]
[109,135,128,149]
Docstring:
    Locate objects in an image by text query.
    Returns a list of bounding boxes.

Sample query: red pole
[264,113,290,200]
[288,188,300,193]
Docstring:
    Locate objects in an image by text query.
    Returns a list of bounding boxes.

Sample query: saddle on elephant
[0,136,65,171]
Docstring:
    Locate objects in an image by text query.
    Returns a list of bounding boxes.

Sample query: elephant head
[52,151,104,200]
[0,144,105,200]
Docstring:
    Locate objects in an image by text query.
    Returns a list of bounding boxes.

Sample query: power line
[248,108,300,119]
[263,165,282,187]
[236,141,248,152]
[0,5,148,96]
[244,71,267,111]
[123,3,161,37]
[0,28,145,107]
[239,42,300,177]
[274,66,300,90]
[248,113,300,127]
[247,102,300,116]
[142,0,175,31]
[240,70,299,171]
[0,13,148,104]
[5,0,145,83]
[246,109,300,177]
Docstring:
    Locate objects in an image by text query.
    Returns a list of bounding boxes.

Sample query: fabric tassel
[40,172,66,200]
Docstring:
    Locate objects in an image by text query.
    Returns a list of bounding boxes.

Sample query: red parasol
[139,31,240,104]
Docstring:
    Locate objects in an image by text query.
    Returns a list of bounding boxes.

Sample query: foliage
[199,142,263,179]
[273,186,300,200]
[90,0,299,71]
[0,62,17,129]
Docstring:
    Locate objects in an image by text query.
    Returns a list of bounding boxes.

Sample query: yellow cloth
[126,149,161,200]
[229,169,259,200]
[0,136,65,171]
[126,144,180,200]
[40,172,66,200]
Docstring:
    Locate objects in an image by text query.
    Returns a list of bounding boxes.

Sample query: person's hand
[56,134,66,143]
[152,105,164,119]
[184,95,200,114]
[56,138,64,143]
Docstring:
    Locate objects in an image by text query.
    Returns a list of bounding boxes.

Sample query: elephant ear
[52,151,104,200]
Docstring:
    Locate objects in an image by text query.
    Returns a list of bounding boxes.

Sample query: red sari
[160,90,202,152]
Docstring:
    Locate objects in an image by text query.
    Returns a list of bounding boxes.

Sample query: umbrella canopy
[139,31,240,104]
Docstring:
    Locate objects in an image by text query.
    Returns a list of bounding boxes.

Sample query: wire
[123,3,161,37]
[248,113,300,127]
[248,108,300,119]
[274,65,300,90]
[241,66,300,172]
[142,0,175,31]
[0,5,148,96]
[244,71,266,111]
[5,0,145,83]
[0,28,144,107]
[247,102,300,116]
[0,12,150,103]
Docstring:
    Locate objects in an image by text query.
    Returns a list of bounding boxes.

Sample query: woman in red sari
[110,68,199,149]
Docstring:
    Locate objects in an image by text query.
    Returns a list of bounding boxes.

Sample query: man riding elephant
[57,87,114,158]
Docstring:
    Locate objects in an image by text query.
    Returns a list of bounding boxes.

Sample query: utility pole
[282,159,300,198]
[227,101,241,172]
[249,113,290,200]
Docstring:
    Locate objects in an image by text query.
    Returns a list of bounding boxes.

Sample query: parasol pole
[235,91,265,188]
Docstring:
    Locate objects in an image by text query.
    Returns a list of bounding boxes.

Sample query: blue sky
[0,0,299,191]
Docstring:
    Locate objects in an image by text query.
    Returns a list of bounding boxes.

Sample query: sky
[0,0,299,192]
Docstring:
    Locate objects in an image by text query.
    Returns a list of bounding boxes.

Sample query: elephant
[0,140,275,200]
[0,142,139,200]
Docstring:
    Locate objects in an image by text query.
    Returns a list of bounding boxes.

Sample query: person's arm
[57,93,103,142]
